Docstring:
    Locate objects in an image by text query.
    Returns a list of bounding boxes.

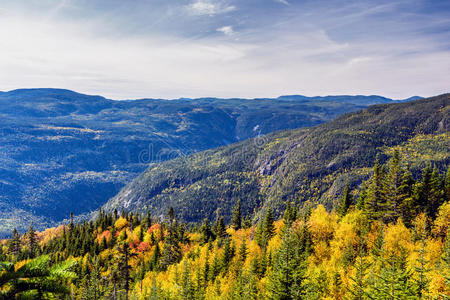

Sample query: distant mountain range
[0,88,422,236]
[103,94,449,224]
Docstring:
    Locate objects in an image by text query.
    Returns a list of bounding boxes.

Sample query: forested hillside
[104,94,449,224]
[0,89,396,236]
[1,153,449,299]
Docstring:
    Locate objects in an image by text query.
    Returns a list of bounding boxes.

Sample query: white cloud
[186,0,236,16]
[275,0,290,5]
[0,1,449,100]
[217,26,234,36]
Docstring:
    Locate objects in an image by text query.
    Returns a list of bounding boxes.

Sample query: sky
[0,0,449,99]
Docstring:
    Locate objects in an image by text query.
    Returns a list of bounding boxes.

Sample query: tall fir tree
[267,229,307,299]
[231,199,242,230]
[338,183,353,217]
[365,155,386,221]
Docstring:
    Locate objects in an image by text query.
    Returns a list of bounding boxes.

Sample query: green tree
[8,228,21,257]
[267,229,307,300]
[338,184,353,217]
[25,225,38,259]
[364,155,386,221]
[231,199,242,230]
[0,255,77,299]
[283,201,297,227]
[346,253,370,300]
[427,166,444,219]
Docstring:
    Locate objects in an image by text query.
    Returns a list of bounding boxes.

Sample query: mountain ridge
[0,88,411,236]
[103,94,449,223]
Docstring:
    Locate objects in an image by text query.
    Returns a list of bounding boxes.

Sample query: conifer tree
[445,167,450,202]
[263,208,276,244]
[221,237,235,274]
[356,182,368,210]
[231,199,242,230]
[365,155,386,221]
[338,184,353,217]
[346,252,370,300]
[414,165,432,213]
[180,260,195,300]
[428,166,444,219]
[283,201,297,227]
[25,224,38,258]
[383,150,403,223]
[160,207,182,270]
[369,250,415,299]
[267,229,306,299]
[398,166,415,226]
[214,216,227,241]
[199,218,214,244]
[8,228,21,257]
[413,235,429,298]
[238,240,248,263]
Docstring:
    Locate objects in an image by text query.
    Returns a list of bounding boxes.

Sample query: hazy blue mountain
[0,88,413,235]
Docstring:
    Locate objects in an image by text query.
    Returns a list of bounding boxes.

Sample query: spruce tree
[283,201,297,227]
[346,253,370,300]
[8,228,21,257]
[383,150,403,223]
[199,218,214,244]
[414,165,432,213]
[445,167,450,202]
[238,240,248,263]
[231,199,242,230]
[221,237,235,274]
[365,155,386,221]
[369,250,415,299]
[180,260,195,299]
[413,235,430,298]
[26,225,38,257]
[263,208,276,245]
[398,166,415,227]
[267,228,306,300]
[338,184,353,217]
[428,166,444,219]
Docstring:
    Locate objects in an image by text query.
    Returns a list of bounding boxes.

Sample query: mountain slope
[103,94,449,223]
[0,88,404,235]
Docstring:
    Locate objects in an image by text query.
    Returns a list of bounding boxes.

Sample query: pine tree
[383,150,403,223]
[180,260,195,299]
[263,208,276,246]
[199,218,214,244]
[445,167,450,202]
[338,184,353,217]
[221,237,235,274]
[160,207,182,270]
[369,250,415,299]
[25,224,38,258]
[398,166,415,227]
[346,253,370,300]
[414,165,432,213]
[238,240,248,263]
[267,229,307,299]
[356,182,368,210]
[365,155,386,221]
[231,199,242,230]
[427,166,444,219]
[214,216,227,241]
[413,235,429,298]
[283,201,297,227]
[8,228,21,257]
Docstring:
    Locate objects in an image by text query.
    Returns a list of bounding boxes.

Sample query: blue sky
[0,0,449,99]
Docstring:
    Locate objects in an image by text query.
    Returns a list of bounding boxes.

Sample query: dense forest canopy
[1,152,449,299]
